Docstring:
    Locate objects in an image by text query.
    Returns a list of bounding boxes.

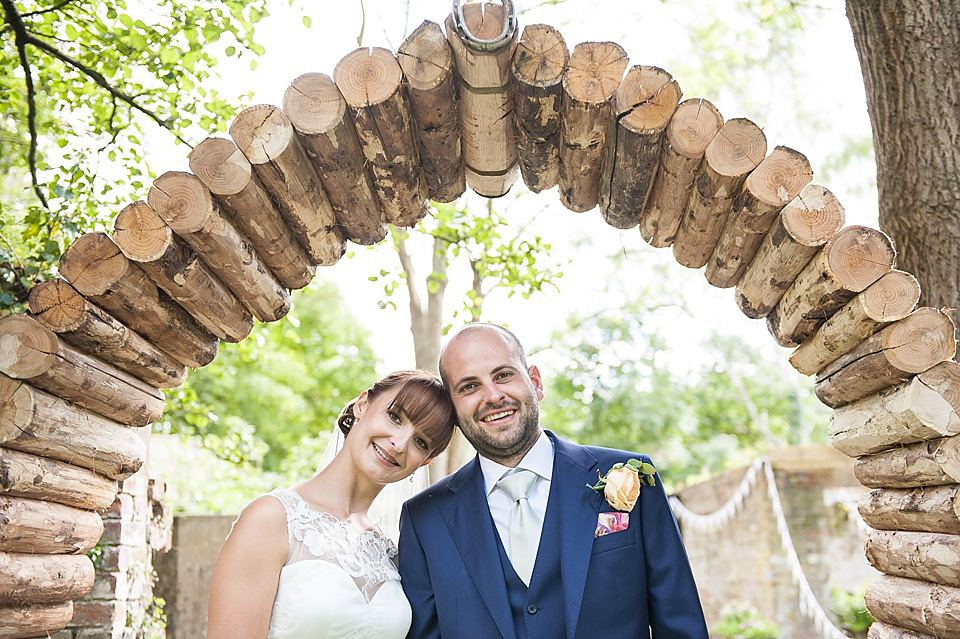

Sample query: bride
[206,370,456,638]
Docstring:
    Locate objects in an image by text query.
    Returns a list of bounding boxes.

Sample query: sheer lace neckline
[285,489,382,537]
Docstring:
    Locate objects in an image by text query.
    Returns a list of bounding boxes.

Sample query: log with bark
[639,98,723,247]
[281,75,388,243]
[866,574,960,639]
[869,621,939,639]
[0,314,164,427]
[766,225,896,347]
[0,448,117,511]
[0,374,146,481]
[0,495,103,554]
[188,136,317,286]
[815,307,956,408]
[334,47,429,225]
[0,601,73,639]
[859,484,960,535]
[856,436,960,488]
[705,146,813,288]
[557,41,628,212]
[28,279,187,389]
[0,552,94,605]
[510,23,568,193]
[113,200,253,343]
[58,232,218,370]
[148,171,292,323]
[229,104,346,263]
[397,20,465,203]
[735,184,845,319]
[672,118,767,268]
[445,3,519,198]
[830,361,960,457]
[790,270,921,376]
[599,65,682,229]
[866,530,960,588]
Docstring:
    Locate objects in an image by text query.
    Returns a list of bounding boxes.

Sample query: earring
[409,473,416,483]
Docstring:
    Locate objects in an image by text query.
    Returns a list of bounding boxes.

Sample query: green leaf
[302,15,312,28]
[225,46,236,56]
[118,14,133,27]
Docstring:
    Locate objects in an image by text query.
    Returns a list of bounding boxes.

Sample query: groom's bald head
[438,323,528,388]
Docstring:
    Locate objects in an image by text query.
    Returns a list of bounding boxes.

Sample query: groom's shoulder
[557,436,655,467]
[405,462,471,514]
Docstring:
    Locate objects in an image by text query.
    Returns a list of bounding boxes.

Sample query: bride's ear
[354,391,370,418]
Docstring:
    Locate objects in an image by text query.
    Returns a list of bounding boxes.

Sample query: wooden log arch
[2,4,958,637]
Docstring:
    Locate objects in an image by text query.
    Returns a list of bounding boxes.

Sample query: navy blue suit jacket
[398,432,709,639]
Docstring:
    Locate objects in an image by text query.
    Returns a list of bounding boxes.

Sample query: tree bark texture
[866,530,960,588]
[866,574,960,639]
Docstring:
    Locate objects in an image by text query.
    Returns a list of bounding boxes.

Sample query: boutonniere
[588,459,656,511]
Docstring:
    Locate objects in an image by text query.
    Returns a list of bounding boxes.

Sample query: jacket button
[527,604,538,615]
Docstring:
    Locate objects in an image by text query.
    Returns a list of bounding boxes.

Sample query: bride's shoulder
[232,492,289,535]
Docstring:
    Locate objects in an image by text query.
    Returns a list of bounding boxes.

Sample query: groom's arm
[638,457,710,639]
[398,502,443,639]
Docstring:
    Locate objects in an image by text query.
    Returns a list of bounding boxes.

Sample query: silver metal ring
[452,0,517,51]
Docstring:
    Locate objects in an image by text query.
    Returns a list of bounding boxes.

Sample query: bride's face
[350,388,433,484]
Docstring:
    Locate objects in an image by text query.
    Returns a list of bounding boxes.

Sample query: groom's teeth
[482,410,513,422]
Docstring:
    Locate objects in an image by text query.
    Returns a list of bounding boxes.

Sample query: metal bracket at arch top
[451,0,518,51]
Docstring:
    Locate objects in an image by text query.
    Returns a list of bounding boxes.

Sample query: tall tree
[844,1,960,336]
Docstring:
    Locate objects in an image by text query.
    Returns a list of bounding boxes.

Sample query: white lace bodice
[264,488,411,639]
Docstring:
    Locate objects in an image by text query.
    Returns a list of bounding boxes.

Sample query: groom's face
[442,328,544,464]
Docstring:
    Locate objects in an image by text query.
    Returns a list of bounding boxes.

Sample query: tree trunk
[0,448,117,511]
[845,0,960,348]
[865,530,960,588]
[866,574,960,639]
[0,552,94,605]
[28,279,187,389]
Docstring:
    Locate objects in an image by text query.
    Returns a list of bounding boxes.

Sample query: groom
[398,323,709,639]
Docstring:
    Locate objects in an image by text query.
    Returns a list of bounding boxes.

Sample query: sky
[150,0,877,376]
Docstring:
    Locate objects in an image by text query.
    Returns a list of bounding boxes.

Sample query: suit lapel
[441,458,516,639]
[550,433,603,639]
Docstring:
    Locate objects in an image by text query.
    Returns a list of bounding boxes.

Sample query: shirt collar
[479,430,554,496]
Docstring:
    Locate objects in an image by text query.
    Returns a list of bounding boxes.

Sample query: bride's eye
[388,411,402,424]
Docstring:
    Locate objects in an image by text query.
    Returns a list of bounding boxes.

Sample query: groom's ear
[528,365,544,401]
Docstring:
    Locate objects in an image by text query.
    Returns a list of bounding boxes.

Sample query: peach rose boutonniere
[588,459,656,512]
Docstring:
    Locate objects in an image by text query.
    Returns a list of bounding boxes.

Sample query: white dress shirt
[478,431,554,559]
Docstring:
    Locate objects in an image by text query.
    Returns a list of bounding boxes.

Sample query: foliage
[831,587,875,638]
[0,0,276,312]
[712,601,780,639]
[157,281,379,473]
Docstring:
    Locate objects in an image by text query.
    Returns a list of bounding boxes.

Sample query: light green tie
[497,468,542,585]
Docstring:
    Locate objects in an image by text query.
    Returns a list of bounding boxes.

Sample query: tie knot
[497,468,538,502]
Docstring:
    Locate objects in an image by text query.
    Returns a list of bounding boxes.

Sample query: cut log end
[229,104,294,165]
[334,47,404,109]
[921,361,960,418]
[397,20,452,91]
[457,2,512,42]
[861,270,921,322]
[113,201,173,263]
[283,72,347,135]
[188,137,253,197]
[58,232,130,297]
[0,315,58,380]
[744,145,813,207]
[827,225,897,291]
[563,41,628,103]
[147,171,216,234]
[614,65,682,134]
[780,184,846,246]
[512,24,568,88]
[883,308,957,374]
[27,280,87,333]
[666,98,723,158]
[704,117,767,178]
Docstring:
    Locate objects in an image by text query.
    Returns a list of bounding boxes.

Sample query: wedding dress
[264,487,411,639]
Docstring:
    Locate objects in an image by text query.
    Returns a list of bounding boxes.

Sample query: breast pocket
[590,527,636,555]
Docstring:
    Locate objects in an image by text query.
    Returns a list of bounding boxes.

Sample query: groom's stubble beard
[458,395,541,464]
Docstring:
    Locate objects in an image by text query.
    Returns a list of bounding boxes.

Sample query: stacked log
[446,3,519,198]
[0,601,74,639]
[58,232,219,369]
[558,41,628,212]
[0,552,94,604]
[281,75,388,243]
[639,98,723,247]
[790,270,920,376]
[705,146,813,288]
[0,496,103,555]
[188,136,318,285]
[148,171,291,323]
[0,448,118,511]
[865,530,960,587]
[814,307,956,408]
[397,20,465,202]
[113,201,254,342]
[510,23,569,193]
[866,575,960,638]
[28,279,187,389]
[855,437,960,488]
[766,225,896,348]
[673,118,766,268]
[599,65,682,229]
[830,361,960,457]
[334,47,429,225]
[229,104,346,263]
[735,184,846,319]
[0,314,164,427]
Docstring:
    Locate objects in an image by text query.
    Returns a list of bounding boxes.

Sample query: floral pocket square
[595,511,629,538]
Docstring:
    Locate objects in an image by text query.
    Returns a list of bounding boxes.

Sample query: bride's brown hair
[336,370,456,457]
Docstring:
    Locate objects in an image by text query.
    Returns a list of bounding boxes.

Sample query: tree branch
[468,258,484,322]
[3,0,48,208]
[356,0,366,47]
[395,231,424,330]
[20,0,77,19]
